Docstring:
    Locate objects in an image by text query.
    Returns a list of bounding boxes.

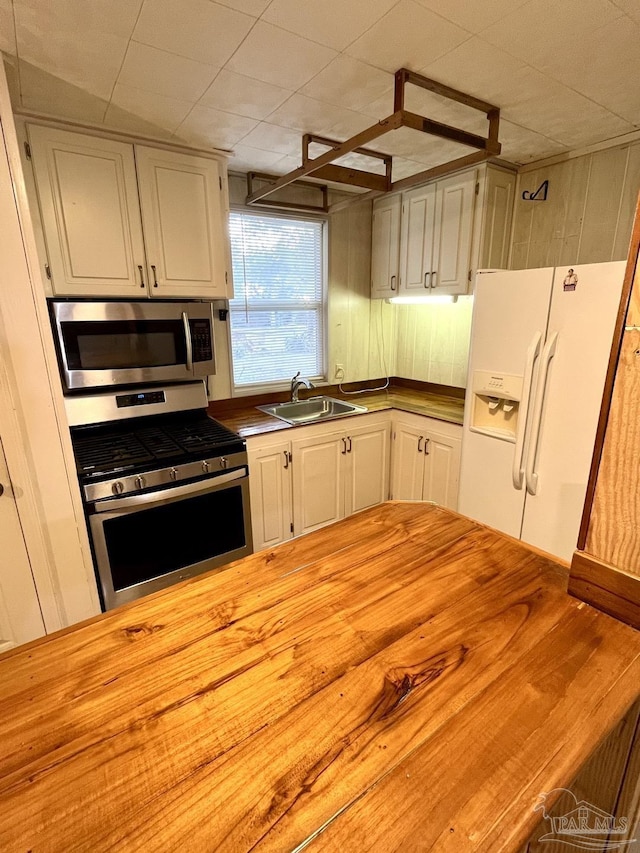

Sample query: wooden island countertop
[1,502,640,852]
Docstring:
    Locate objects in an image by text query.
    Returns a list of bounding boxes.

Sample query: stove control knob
[112,481,124,496]
[201,460,210,474]
[169,467,178,482]
[219,457,228,470]
[135,475,146,491]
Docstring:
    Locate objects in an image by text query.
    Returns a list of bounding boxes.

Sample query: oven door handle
[182,311,194,372]
[94,469,246,513]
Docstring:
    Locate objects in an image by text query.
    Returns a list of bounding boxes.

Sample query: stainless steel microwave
[50,301,216,391]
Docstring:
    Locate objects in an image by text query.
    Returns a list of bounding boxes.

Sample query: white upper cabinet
[28,125,231,300]
[372,164,516,299]
[135,146,229,299]
[28,125,147,298]
[371,194,401,298]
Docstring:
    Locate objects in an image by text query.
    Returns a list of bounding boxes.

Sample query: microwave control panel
[190,319,213,363]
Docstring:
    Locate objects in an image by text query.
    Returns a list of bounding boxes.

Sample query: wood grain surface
[569,551,640,629]
[0,502,639,852]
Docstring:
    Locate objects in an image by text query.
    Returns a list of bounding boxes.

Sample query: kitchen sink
[258,396,367,424]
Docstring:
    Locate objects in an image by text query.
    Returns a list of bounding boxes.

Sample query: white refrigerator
[458,262,624,562]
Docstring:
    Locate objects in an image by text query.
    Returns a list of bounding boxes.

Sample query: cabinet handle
[0,483,4,497]
[417,436,424,452]
[424,438,430,455]
[283,450,290,469]
[431,271,437,288]
[390,274,397,291]
[137,265,145,288]
[424,272,430,289]
[151,264,159,288]
[341,437,347,455]
[347,436,352,453]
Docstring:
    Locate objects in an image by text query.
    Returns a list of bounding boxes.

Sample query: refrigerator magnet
[563,269,578,291]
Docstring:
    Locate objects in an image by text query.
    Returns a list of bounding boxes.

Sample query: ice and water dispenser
[469,371,523,443]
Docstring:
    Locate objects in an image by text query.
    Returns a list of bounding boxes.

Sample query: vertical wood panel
[578,146,629,264]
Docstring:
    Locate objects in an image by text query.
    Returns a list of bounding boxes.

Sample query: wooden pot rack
[245,68,501,211]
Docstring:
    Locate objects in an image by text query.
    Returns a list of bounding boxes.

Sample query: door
[390,421,425,501]
[432,171,476,295]
[0,438,45,652]
[459,268,554,537]
[371,195,401,298]
[247,438,293,551]
[344,420,389,515]
[28,125,147,297]
[422,430,461,510]
[400,183,437,293]
[135,146,229,299]
[292,431,345,536]
[521,261,625,561]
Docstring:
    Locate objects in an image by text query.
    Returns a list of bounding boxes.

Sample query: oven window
[62,320,187,370]
[102,484,246,591]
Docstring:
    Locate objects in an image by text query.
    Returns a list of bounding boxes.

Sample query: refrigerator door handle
[512,331,542,490]
[525,332,558,496]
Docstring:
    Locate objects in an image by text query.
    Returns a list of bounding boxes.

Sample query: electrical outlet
[334,363,345,380]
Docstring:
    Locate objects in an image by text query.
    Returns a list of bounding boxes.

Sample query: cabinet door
[422,430,462,510]
[247,439,293,551]
[344,420,390,515]
[28,125,147,297]
[390,422,425,501]
[292,431,345,536]
[400,183,437,293]
[0,438,46,652]
[371,195,400,298]
[135,146,229,299]
[432,171,476,295]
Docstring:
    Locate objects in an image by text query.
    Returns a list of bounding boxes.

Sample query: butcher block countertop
[2,503,640,852]
[208,384,465,438]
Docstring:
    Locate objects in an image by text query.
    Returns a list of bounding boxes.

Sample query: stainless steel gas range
[66,381,252,610]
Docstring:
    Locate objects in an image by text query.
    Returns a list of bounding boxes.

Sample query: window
[228,211,325,389]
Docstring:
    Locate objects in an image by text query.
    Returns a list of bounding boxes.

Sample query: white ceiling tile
[133,0,254,66]
[110,83,193,132]
[262,0,397,51]
[503,76,634,147]
[198,69,291,119]
[0,0,15,53]
[420,37,532,107]
[497,119,567,163]
[228,144,289,172]
[19,60,109,123]
[14,0,142,100]
[391,158,431,180]
[238,122,302,155]
[481,0,625,71]
[346,0,471,73]
[301,56,393,112]
[225,21,337,89]
[216,0,271,15]
[403,88,490,136]
[118,42,218,103]
[533,17,640,124]
[332,151,387,175]
[267,93,369,137]
[271,154,302,173]
[413,0,530,32]
[175,104,258,148]
[103,103,177,139]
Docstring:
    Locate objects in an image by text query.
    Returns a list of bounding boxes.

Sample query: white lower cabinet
[246,414,390,550]
[390,413,462,510]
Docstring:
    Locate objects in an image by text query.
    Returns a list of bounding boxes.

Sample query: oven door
[88,468,252,610]
[51,301,215,390]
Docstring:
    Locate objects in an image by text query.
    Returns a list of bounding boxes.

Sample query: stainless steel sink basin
[258,395,367,424]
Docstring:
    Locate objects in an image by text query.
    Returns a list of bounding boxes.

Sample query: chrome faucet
[290,371,314,402]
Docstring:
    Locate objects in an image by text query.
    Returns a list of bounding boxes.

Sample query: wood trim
[393,67,498,114]
[310,164,389,192]
[569,551,640,630]
[577,190,640,548]
[400,110,500,154]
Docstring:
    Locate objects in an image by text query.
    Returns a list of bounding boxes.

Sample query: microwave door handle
[182,311,194,372]
[94,469,245,513]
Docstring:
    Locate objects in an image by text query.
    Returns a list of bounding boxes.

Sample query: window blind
[229,211,325,388]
